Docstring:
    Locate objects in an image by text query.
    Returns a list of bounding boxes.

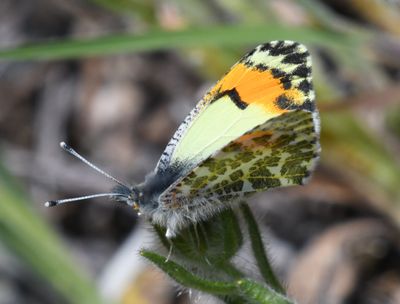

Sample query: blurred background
[1,0,400,303]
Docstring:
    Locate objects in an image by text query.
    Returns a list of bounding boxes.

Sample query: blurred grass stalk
[0,163,105,304]
[0,24,363,61]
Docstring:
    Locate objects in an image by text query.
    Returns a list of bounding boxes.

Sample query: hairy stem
[240,202,285,294]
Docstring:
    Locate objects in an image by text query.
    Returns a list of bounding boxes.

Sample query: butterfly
[47,41,320,238]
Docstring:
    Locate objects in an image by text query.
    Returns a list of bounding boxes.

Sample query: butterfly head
[111,184,143,211]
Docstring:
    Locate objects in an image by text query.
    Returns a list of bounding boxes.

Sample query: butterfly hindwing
[159,110,319,209]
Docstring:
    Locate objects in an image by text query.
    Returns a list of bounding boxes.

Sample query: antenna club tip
[60,141,72,151]
[45,201,57,207]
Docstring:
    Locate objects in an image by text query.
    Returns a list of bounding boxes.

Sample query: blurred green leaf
[236,279,293,304]
[0,163,105,304]
[141,249,293,303]
[0,24,362,61]
[140,249,237,294]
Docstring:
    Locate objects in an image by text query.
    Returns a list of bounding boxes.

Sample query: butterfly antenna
[59,141,129,189]
[45,193,127,207]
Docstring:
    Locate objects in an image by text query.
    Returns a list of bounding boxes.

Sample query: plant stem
[240,202,285,294]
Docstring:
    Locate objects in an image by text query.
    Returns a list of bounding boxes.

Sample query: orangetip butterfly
[47,41,320,238]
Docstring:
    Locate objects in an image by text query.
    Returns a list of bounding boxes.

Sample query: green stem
[240,202,285,294]
[220,208,243,261]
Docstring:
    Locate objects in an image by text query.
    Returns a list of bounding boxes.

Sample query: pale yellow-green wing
[159,110,319,209]
[155,41,315,173]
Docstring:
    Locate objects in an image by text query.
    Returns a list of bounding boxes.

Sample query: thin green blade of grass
[0,162,105,304]
[0,24,364,61]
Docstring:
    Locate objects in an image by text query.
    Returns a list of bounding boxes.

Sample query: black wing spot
[271,69,292,89]
[269,41,286,55]
[301,98,315,112]
[259,42,276,52]
[275,94,295,110]
[282,52,309,64]
[297,79,312,93]
[262,41,299,56]
[255,63,269,71]
[291,64,311,78]
[282,81,292,90]
[216,89,248,110]
[276,95,315,112]
[226,89,247,110]
[271,68,286,78]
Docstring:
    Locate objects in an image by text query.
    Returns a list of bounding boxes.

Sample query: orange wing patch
[215,63,286,114]
[202,41,314,116]
[204,63,307,115]
[233,129,273,147]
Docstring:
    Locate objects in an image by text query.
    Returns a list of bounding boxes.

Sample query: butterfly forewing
[156,41,314,175]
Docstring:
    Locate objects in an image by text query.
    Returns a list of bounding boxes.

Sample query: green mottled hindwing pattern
[160,110,320,210]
